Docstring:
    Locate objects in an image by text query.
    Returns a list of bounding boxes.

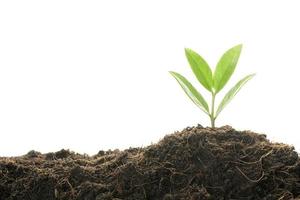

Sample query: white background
[1,0,300,156]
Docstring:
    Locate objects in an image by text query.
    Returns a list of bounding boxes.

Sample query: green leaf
[215,74,255,117]
[214,44,243,93]
[185,48,213,92]
[169,71,209,114]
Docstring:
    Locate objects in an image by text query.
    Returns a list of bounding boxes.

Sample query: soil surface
[1,125,300,200]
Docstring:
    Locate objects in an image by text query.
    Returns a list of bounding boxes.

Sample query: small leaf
[214,44,243,93]
[215,74,255,117]
[185,48,213,92]
[170,71,209,114]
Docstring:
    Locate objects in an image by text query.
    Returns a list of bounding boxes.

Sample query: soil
[1,125,300,200]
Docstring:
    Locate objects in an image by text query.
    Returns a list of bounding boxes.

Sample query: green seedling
[170,44,255,128]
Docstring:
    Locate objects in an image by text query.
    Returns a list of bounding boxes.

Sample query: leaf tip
[236,44,243,53]
[236,43,243,49]
[184,48,191,54]
[185,48,198,56]
[169,71,179,78]
[229,44,243,53]
[249,73,256,78]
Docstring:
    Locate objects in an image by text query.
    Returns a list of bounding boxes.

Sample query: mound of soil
[1,125,300,200]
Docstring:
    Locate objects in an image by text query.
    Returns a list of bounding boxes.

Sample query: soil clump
[1,125,300,199]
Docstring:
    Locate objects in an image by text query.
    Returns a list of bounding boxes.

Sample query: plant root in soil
[1,125,300,200]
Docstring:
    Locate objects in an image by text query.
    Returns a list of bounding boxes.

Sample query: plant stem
[210,93,216,128]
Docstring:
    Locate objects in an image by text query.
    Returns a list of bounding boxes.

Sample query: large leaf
[170,71,209,114]
[215,74,255,117]
[214,44,243,93]
[185,48,213,92]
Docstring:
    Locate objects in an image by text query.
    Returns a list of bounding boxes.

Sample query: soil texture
[1,125,300,200]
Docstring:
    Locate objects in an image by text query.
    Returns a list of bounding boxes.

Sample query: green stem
[210,93,216,128]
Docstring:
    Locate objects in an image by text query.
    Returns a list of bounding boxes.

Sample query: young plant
[170,44,255,128]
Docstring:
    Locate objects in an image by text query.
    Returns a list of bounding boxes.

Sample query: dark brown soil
[1,125,300,200]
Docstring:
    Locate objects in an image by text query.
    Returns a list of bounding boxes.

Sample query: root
[235,166,265,183]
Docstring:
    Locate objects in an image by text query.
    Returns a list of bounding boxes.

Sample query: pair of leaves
[185,44,242,93]
[170,44,254,117]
